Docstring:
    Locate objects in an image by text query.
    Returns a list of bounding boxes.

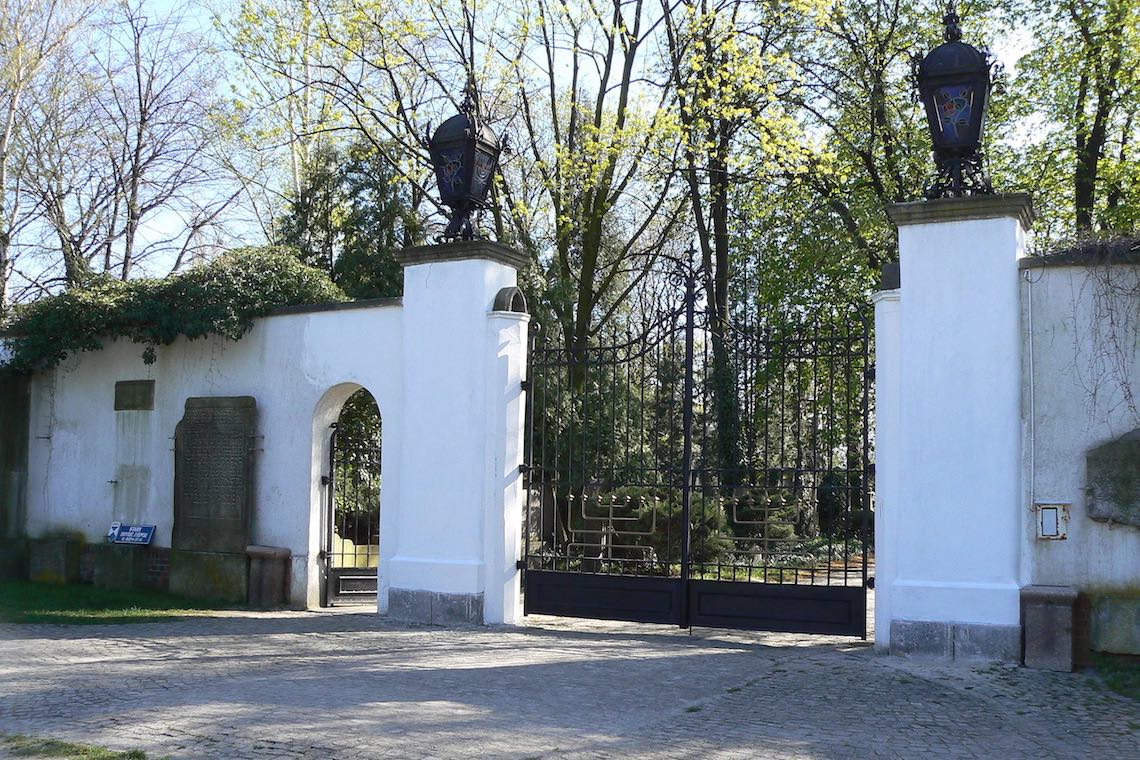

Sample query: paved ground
[0,609,1136,759]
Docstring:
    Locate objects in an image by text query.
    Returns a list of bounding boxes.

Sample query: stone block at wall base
[890,620,1021,662]
[27,538,83,584]
[169,549,248,603]
[387,588,484,625]
[0,539,27,581]
[92,545,150,590]
[1021,585,1078,672]
[246,545,290,608]
[1091,595,1140,656]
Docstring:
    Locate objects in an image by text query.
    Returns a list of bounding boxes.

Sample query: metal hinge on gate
[320,475,331,486]
[519,463,529,474]
[520,379,530,392]
[515,559,527,570]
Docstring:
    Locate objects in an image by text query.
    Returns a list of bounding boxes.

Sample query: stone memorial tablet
[1086,428,1140,528]
[173,397,256,553]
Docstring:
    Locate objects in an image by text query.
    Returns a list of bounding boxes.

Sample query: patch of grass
[0,733,149,759]
[1091,652,1140,702]
[0,581,243,625]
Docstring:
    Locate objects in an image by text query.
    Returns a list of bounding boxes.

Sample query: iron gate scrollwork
[522,259,873,637]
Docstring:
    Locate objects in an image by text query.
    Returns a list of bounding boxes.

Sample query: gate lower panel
[524,570,683,625]
[327,567,378,606]
[687,580,865,636]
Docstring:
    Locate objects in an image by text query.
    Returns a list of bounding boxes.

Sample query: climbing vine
[1047,235,1140,427]
[2,247,346,371]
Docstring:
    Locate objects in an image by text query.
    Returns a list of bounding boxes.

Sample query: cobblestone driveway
[0,609,1135,759]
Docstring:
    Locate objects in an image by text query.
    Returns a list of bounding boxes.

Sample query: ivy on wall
[3,247,346,371]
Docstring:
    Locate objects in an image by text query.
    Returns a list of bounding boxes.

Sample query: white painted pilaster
[872,286,901,651]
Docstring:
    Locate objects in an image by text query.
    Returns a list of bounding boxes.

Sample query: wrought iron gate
[321,422,381,606]
[521,262,873,636]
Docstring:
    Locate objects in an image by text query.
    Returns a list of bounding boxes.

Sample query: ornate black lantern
[914,2,1000,199]
[428,95,501,241]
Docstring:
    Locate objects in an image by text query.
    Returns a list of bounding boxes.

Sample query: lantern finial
[943,2,962,43]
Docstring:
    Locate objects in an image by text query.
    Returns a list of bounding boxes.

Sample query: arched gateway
[13,241,529,620]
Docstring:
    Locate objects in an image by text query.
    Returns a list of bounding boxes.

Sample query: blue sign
[107,522,156,545]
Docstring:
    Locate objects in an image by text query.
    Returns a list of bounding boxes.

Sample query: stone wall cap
[269,297,401,317]
[887,193,1034,230]
[246,545,291,559]
[1019,236,1140,270]
[1021,585,1079,603]
[397,240,529,270]
[184,396,256,410]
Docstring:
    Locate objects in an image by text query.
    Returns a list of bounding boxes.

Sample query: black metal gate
[321,420,381,606]
[522,262,873,636]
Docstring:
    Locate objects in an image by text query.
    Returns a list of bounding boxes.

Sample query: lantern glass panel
[434,146,467,202]
[471,146,496,200]
[931,84,975,146]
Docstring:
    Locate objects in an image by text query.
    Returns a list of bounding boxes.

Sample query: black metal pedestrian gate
[521,264,873,637]
[321,418,382,606]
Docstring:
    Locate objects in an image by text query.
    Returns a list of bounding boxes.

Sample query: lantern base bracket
[439,209,478,242]
[925,151,994,200]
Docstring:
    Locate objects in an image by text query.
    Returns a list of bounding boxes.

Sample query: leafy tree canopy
[277,140,422,299]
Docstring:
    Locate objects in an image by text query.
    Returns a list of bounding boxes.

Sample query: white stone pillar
[885,195,1033,660]
[872,270,901,652]
[387,241,529,625]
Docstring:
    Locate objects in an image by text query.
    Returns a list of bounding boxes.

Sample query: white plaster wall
[23,304,404,607]
[894,215,1026,626]
[1021,263,1140,591]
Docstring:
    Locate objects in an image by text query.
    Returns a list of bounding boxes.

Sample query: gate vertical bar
[860,316,872,640]
[679,262,696,627]
[522,327,536,577]
[324,424,337,607]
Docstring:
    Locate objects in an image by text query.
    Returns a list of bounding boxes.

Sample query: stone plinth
[246,545,290,608]
[1021,585,1078,671]
[93,544,149,589]
[28,537,83,584]
[1091,594,1140,655]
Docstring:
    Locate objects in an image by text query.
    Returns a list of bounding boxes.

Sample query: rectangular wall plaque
[114,380,155,411]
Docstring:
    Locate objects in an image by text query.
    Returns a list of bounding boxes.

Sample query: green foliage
[278,140,421,299]
[1091,652,1140,703]
[0,733,148,759]
[5,247,346,371]
[0,580,244,625]
[997,0,1140,239]
[332,388,382,542]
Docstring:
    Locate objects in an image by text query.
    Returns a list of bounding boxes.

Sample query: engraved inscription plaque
[173,397,256,553]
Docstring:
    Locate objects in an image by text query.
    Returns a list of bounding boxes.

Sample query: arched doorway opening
[322,388,382,607]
